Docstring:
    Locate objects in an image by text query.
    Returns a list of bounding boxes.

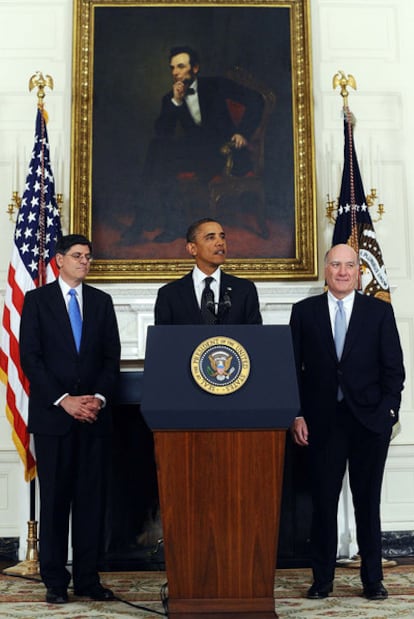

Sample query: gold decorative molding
[71,0,317,281]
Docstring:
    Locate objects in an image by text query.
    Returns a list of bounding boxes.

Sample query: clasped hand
[61,395,102,423]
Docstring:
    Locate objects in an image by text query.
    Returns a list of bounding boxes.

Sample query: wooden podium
[142,325,299,619]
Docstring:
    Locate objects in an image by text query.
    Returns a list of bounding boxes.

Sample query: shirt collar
[187,79,198,95]
[327,289,355,309]
[193,265,221,287]
[59,276,83,299]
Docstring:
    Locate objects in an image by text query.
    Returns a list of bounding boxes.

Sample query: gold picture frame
[71,0,316,281]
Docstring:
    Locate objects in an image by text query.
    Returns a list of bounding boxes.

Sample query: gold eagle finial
[332,70,357,108]
[28,71,54,107]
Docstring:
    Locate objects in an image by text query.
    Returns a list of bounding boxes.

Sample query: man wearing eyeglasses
[19,234,121,605]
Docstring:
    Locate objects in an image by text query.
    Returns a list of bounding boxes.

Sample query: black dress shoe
[363,583,388,600]
[46,587,68,604]
[307,582,334,599]
[74,584,115,601]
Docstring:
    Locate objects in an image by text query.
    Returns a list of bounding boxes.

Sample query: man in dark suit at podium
[289,243,405,602]
[154,217,262,325]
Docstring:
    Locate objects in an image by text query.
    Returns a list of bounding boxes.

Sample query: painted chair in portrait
[207,67,276,239]
[176,67,276,239]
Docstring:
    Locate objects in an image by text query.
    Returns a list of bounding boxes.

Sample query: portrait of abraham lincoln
[90,4,299,265]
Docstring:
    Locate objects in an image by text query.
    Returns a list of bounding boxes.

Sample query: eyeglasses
[66,252,93,262]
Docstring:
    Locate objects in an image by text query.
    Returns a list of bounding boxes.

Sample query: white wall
[0,0,74,550]
[0,0,413,558]
[310,0,414,534]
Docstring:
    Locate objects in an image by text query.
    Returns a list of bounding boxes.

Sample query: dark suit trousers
[34,426,110,590]
[309,400,391,586]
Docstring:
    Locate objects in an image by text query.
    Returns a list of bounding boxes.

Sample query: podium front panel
[141,325,299,430]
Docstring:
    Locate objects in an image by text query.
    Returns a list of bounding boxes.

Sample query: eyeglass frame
[64,251,93,262]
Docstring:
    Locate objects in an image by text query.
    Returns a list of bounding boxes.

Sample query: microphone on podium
[206,287,232,312]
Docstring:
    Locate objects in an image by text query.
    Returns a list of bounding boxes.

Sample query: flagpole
[3,482,40,576]
[30,477,35,521]
[3,73,56,577]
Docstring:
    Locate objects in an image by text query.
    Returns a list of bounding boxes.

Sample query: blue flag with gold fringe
[333,108,390,302]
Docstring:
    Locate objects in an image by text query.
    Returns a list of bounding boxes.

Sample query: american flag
[0,107,62,481]
[333,106,390,302]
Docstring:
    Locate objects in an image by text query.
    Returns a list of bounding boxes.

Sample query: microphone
[206,297,215,312]
[205,288,232,312]
[220,287,232,310]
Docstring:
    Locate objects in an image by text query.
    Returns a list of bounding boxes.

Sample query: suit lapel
[48,281,77,350]
[315,293,337,360]
[196,78,210,126]
[81,284,101,352]
[341,292,364,361]
[220,272,230,294]
[196,78,204,121]
[180,272,202,323]
[180,80,205,128]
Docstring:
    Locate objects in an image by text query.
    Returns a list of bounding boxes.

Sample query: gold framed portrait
[71,0,316,281]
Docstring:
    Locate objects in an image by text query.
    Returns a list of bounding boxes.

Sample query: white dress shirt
[59,277,83,316]
[192,266,221,312]
[327,289,355,336]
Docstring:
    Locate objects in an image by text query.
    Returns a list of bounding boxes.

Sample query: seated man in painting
[123,45,264,244]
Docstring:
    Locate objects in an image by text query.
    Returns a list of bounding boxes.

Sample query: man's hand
[172,80,187,104]
[291,416,309,446]
[60,395,102,424]
[230,133,247,149]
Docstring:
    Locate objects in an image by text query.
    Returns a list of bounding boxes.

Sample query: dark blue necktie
[335,299,346,400]
[68,288,82,352]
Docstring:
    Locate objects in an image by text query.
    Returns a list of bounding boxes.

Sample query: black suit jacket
[19,279,121,436]
[155,271,262,325]
[290,291,404,439]
[155,76,264,142]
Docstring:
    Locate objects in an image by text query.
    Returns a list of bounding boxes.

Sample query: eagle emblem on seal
[191,337,250,394]
[208,351,233,380]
